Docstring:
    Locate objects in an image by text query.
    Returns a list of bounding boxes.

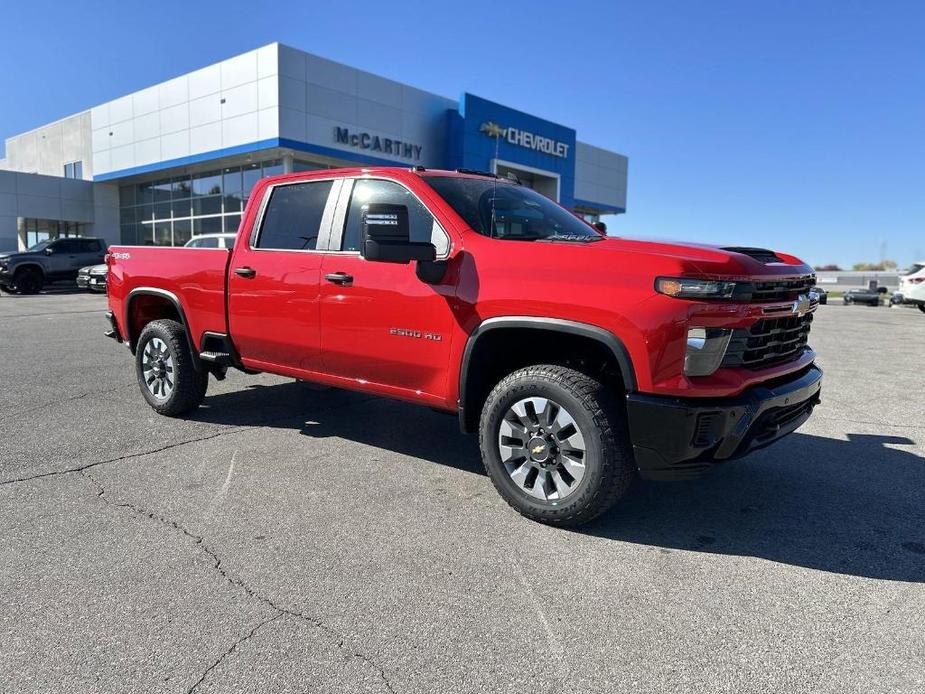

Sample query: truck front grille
[746,275,816,303]
[721,313,813,370]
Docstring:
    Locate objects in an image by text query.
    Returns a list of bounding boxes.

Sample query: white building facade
[1,43,628,251]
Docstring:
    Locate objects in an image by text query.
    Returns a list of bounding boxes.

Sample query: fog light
[684,328,732,377]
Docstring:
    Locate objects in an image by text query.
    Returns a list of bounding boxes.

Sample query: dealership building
[0,43,628,251]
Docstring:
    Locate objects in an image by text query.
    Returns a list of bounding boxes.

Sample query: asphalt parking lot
[1,292,923,693]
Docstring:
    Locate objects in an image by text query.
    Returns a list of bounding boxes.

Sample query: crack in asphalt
[0,395,380,488]
[185,612,284,694]
[0,428,249,488]
[79,467,395,693]
[0,384,135,424]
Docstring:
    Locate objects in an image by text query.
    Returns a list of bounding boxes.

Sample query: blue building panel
[451,94,578,208]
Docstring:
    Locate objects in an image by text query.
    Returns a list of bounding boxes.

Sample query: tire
[13,267,43,294]
[479,364,635,527]
[135,319,208,416]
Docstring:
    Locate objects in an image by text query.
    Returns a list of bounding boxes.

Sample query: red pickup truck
[105,167,822,526]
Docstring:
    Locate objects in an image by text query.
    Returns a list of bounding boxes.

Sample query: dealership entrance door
[492,160,560,202]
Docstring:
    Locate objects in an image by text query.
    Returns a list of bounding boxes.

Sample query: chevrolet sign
[480,121,570,158]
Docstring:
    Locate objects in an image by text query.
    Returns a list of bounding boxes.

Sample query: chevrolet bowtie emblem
[531,445,545,455]
[792,294,811,317]
[480,121,505,138]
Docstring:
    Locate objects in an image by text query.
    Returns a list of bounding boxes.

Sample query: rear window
[256,180,333,250]
[906,263,924,276]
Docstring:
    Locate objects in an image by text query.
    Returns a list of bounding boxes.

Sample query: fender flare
[11,262,46,278]
[125,287,200,368]
[457,316,637,431]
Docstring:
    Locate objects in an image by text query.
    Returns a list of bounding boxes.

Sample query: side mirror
[44,247,55,255]
[877,286,888,294]
[361,203,435,264]
[592,221,607,235]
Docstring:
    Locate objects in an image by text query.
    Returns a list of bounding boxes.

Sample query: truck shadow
[195,382,925,582]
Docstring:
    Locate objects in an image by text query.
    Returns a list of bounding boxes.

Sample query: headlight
[656,277,737,299]
[684,327,732,377]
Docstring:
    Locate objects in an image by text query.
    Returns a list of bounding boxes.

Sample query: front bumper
[626,364,822,480]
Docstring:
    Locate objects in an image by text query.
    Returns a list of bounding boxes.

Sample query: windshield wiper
[537,233,604,243]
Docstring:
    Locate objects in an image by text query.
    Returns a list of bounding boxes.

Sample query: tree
[851,261,898,271]
[815,264,842,271]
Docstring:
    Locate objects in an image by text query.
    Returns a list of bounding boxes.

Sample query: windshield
[424,176,602,242]
[906,263,924,276]
[28,240,53,252]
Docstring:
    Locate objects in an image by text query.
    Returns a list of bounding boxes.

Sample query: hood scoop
[721,246,782,264]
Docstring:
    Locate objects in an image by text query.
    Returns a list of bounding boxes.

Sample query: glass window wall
[118,159,297,246]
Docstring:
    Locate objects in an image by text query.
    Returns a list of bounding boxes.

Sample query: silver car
[76,264,108,292]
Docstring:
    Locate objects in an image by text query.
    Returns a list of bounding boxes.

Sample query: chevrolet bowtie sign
[479,121,570,158]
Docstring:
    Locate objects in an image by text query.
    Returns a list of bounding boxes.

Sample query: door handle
[324,272,353,286]
[234,266,257,279]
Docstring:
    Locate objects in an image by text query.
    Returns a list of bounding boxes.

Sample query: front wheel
[135,319,208,416]
[479,365,635,527]
[13,268,43,294]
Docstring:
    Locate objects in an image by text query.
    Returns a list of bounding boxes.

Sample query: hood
[592,237,813,280]
[0,249,41,260]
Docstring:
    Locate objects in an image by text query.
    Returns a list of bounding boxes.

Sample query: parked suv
[104,168,822,526]
[893,261,925,313]
[0,237,107,294]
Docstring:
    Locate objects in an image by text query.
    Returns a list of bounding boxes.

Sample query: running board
[199,351,233,365]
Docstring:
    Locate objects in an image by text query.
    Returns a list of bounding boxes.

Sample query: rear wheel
[135,319,208,416]
[479,365,635,527]
[13,268,42,294]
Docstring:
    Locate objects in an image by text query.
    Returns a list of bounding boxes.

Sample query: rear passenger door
[228,177,341,373]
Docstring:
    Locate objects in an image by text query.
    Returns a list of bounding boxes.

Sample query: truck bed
[107,246,231,349]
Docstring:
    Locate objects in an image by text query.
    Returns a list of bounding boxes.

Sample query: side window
[256,180,334,250]
[198,237,219,248]
[56,239,79,253]
[341,179,449,256]
[81,239,102,253]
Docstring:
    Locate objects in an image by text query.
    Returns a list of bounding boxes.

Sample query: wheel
[479,364,635,527]
[13,268,43,294]
[135,319,208,416]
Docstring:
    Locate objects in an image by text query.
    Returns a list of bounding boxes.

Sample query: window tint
[424,176,599,241]
[80,239,102,253]
[55,239,81,253]
[342,179,448,255]
[256,180,333,250]
[197,237,220,248]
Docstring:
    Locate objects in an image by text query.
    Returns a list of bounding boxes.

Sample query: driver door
[318,177,457,403]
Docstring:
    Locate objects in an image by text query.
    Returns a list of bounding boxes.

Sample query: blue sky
[1,0,922,267]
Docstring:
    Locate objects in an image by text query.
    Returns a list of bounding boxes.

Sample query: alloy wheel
[141,337,175,399]
[498,397,587,501]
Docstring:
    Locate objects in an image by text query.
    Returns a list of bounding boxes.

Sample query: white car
[894,261,925,313]
[184,233,236,249]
